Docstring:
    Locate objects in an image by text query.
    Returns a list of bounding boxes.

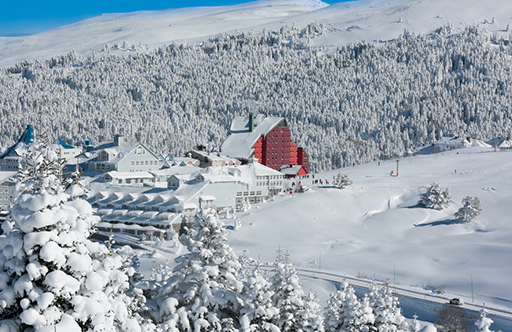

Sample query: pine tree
[270,260,324,332]
[158,207,244,331]
[369,282,408,332]
[0,139,142,331]
[324,283,348,332]
[239,263,279,332]
[474,305,494,332]
[333,173,353,189]
[455,196,482,223]
[325,282,375,332]
[418,183,451,210]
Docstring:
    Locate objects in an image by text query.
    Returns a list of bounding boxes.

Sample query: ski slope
[227,145,512,318]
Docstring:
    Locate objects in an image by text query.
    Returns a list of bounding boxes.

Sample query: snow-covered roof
[251,161,284,176]
[221,115,284,159]
[200,166,246,183]
[106,171,154,179]
[151,166,200,177]
[280,165,303,176]
[57,137,78,149]
[0,126,34,159]
[89,138,158,165]
[173,157,199,165]
[498,138,512,148]
[0,171,17,184]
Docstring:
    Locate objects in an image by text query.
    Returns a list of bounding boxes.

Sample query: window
[236,192,242,196]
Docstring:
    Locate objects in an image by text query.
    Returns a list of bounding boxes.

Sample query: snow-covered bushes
[455,196,482,223]
[333,173,352,189]
[0,140,144,331]
[418,183,451,210]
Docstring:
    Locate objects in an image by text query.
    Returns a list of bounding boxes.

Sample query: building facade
[88,135,161,173]
[221,113,309,176]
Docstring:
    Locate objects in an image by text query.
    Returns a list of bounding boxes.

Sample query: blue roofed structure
[18,125,34,144]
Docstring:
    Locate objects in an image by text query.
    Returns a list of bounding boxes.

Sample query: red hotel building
[221,114,309,177]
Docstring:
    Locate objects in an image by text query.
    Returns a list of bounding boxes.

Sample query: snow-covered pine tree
[239,263,279,332]
[474,305,494,332]
[359,294,376,332]
[324,282,348,332]
[0,139,142,331]
[333,173,353,189]
[157,207,244,331]
[409,314,421,332]
[296,292,324,332]
[368,282,408,332]
[418,183,451,210]
[339,285,369,332]
[325,281,375,332]
[270,259,324,332]
[455,196,482,223]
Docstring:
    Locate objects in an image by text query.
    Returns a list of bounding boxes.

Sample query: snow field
[227,147,512,312]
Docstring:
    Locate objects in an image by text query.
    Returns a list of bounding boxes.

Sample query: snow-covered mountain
[1,0,512,68]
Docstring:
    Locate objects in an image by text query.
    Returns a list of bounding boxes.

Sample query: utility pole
[466,272,474,303]
[470,273,474,303]
[318,250,322,270]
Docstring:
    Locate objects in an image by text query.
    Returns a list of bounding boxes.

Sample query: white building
[0,172,16,211]
[86,160,284,237]
[0,125,33,172]
[102,171,154,186]
[88,134,161,173]
[52,138,82,161]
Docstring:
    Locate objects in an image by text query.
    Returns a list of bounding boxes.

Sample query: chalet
[0,125,34,171]
[150,165,201,188]
[87,134,161,172]
[52,138,82,161]
[1,126,81,171]
[220,113,309,176]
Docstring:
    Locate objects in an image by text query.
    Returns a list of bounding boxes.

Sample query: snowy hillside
[1,0,512,67]
[0,0,328,68]
[228,145,512,318]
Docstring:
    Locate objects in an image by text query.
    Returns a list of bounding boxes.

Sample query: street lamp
[467,273,474,303]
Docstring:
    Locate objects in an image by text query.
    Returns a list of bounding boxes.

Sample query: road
[293,268,512,331]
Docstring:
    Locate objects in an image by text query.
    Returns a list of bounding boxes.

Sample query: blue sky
[0,0,352,37]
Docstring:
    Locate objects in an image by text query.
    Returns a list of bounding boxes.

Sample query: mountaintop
[2,0,512,68]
